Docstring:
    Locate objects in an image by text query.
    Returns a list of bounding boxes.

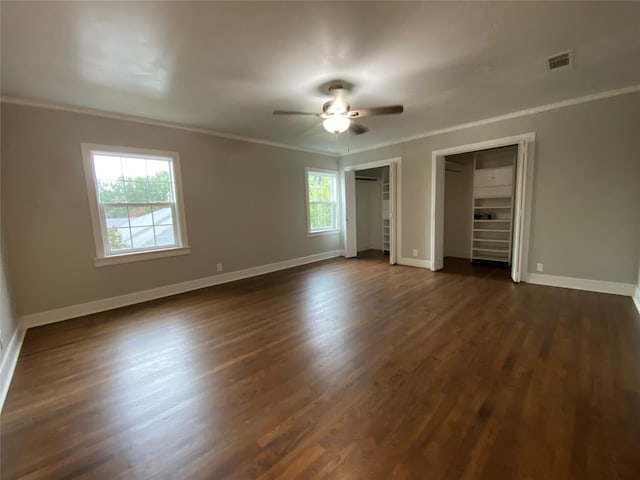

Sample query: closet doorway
[443,146,516,277]
[431,134,536,282]
[356,167,388,254]
[344,157,401,264]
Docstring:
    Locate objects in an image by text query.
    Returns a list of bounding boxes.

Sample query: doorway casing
[343,157,402,264]
[430,133,536,282]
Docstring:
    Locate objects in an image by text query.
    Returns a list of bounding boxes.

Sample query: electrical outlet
[536,263,544,272]
[217,263,223,272]
[412,249,418,256]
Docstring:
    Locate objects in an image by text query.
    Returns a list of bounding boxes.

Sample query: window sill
[307,229,341,238]
[95,246,191,267]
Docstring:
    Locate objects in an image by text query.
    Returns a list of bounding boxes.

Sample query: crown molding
[3,83,639,159]
[343,84,640,156]
[0,96,340,158]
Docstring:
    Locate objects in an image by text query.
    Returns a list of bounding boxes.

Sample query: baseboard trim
[633,286,640,315]
[398,257,432,269]
[526,273,635,296]
[0,326,26,413]
[21,250,343,329]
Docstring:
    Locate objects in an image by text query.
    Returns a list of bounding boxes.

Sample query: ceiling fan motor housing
[323,99,350,115]
[324,86,350,115]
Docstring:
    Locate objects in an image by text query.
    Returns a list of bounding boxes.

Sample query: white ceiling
[2,1,640,155]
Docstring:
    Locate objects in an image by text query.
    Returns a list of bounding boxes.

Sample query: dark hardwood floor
[2,251,640,479]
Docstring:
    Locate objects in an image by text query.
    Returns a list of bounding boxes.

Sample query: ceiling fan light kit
[273,80,404,136]
[323,115,350,133]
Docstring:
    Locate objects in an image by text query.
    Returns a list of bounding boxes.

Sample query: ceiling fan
[273,81,403,135]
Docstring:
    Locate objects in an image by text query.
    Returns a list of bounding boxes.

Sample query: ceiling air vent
[547,50,573,71]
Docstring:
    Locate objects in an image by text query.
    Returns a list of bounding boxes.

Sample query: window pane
[107,226,131,252]
[322,204,335,228]
[130,226,156,249]
[124,181,150,202]
[104,206,131,251]
[104,205,129,228]
[128,205,154,227]
[149,182,172,202]
[121,157,148,179]
[98,180,127,203]
[154,224,176,247]
[310,203,334,230]
[146,160,171,181]
[308,173,334,202]
[93,154,122,181]
[152,206,173,226]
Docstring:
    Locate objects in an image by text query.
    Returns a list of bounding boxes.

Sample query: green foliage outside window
[98,170,171,204]
[108,226,130,250]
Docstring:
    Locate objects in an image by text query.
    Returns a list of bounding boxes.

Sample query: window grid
[306,170,338,233]
[92,152,181,255]
[98,202,178,254]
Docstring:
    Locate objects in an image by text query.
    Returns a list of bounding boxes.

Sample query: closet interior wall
[444,153,475,258]
[355,167,384,253]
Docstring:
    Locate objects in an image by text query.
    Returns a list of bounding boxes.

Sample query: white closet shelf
[473,255,509,262]
[474,206,512,210]
[473,239,510,243]
[470,149,516,265]
[473,247,509,253]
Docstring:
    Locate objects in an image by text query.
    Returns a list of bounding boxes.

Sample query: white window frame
[81,143,190,266]
[305,168,339,236]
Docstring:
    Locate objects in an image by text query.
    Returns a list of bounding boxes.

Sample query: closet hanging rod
[355,176,378,181]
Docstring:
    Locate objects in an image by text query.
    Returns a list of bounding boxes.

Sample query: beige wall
[1,103,339,316]
[341,92,640,284]
[444,153,474,258]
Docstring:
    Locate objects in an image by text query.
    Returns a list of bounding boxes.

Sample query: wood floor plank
[2,252,640,479]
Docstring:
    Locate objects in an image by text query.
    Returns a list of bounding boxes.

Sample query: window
[82,144,189,266]
[306,169,338,234]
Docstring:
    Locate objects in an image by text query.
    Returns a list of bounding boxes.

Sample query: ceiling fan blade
[349,105,404,118]
[349,123,369,135]
[300,121,325,138]
[273,110,320,116]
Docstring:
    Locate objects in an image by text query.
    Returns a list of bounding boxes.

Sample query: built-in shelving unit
[471,147,516,264]
[382,167,390,253]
